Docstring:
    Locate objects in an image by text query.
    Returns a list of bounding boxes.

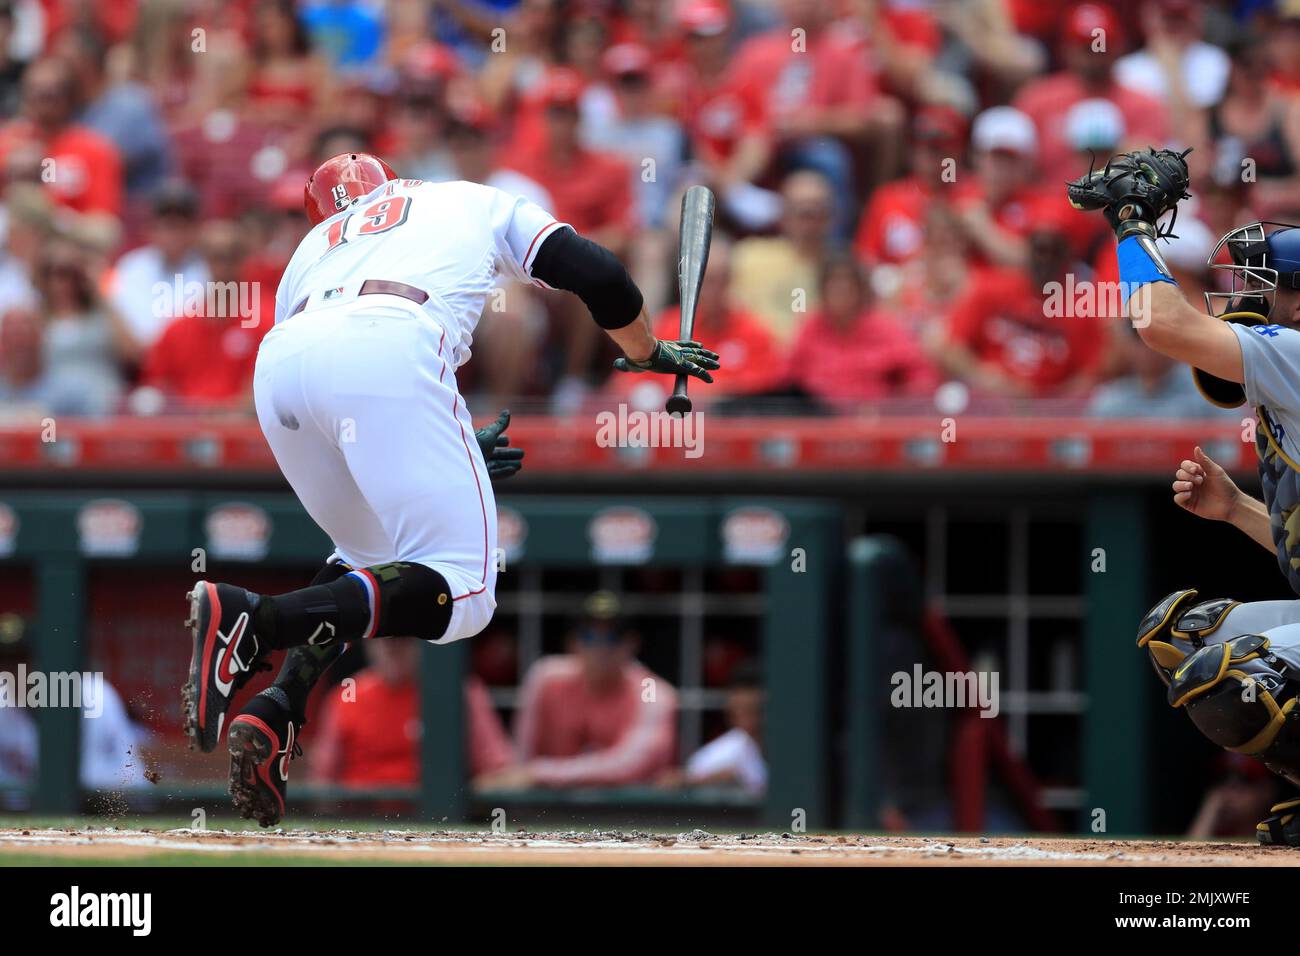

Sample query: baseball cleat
[182,581,270,753]
[228,689,300,828]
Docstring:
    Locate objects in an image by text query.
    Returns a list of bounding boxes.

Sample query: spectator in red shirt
[138,220,266,412]
[0,56,122,217]
[930,215,1105,399]
[507,67,635,250]
[480,591,677,790]
[728,0,901,230]
[954,106,1043,270]
[505,66,636,409]
[312,640,515,787]
[659,1,775,229]
[608,235,783,409]
[1012,2,1170,175]
[854,106,974,268]
[786,255,938,410]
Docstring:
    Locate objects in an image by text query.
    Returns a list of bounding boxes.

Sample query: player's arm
[528,226,719,381]
[1129,260,1245,383]
[1066,148,1247,381]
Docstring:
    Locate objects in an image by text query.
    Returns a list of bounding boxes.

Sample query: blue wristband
[1116,235,1176,307]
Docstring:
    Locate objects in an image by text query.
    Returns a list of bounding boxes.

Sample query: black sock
[253,561,453,649]
[270,643,344,723]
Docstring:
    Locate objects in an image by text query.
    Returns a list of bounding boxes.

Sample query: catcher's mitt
[1066,147,1192,240]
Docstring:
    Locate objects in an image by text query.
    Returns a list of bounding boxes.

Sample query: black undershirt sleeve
[529,226,643,330]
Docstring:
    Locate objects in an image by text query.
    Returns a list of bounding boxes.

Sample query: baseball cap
[971,106,1038,157]
[602,42,653,78]
[1065,3,1121,48]
[1064,98,1125,152]
[537,67,585,109]
[678,0,730,36]
[913,105,968,145]
[152,179,200,218]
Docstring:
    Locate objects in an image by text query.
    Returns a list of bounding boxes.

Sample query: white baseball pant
[253,296,497,644]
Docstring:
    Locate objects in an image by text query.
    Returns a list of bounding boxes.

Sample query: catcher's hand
[1066,146,1192,240]
[475,409,524,482]
[612,339,720,383]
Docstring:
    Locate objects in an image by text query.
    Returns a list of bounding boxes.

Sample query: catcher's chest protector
[1255,407,1300,596]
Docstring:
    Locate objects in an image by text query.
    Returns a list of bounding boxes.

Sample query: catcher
[1068,147,1300,846]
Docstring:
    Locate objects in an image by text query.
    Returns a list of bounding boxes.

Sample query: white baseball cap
[1065,98,1126,152]
[971,106,1038,157]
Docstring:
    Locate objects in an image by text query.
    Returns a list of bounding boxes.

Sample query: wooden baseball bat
[666,185,716,416]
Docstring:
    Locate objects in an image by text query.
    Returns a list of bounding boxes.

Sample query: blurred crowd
[0,0,1294,420]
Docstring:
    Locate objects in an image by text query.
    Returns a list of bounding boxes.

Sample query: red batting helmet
[303,152,398,225]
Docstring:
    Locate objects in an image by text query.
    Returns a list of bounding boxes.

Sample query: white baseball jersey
[255,179,564,644]
[274,178,566,367]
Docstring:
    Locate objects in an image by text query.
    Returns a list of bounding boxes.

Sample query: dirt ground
[2,826,1299,865]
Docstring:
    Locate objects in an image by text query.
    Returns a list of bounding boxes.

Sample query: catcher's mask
[1194,221,1300,407]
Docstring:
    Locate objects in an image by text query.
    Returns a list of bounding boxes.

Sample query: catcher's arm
[1066,146,1244,383]
[1135,283,1244,385]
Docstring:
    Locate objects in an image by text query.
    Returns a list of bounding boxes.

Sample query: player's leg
[182,312,396,755]
[226,559,351,827]
[1139,591,1300,845]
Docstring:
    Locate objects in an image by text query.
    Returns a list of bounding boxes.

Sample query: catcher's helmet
[303,152,398,226]
[1205,220,1300,319]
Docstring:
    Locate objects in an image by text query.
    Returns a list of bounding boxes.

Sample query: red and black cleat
[228,690,300,828]
[182,581,270,753]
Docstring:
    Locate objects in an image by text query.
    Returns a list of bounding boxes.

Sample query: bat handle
[666,373,692,415]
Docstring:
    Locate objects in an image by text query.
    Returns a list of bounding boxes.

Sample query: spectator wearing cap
[482,591,678,790]
[138,220,267,412]
[106,180,209,351]
[785,255,938,410]
[583,42,685,233]
[952,106,1042,269]
[1114,0,1231,113]
[730,169,834,344]
[660,0,778,232]
[1013,2,1171,175]
[929,204,1105,400]
[0,56,123,216]
[728,0,898,234]
[854,106,974,268]
[610,235,783,410]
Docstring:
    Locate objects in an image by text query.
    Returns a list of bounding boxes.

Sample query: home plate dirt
[2,828,1300,865]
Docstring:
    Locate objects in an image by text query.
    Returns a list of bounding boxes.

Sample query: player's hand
[613,339,720,383]
[475,410,525,482]
[1173,445,1239,522]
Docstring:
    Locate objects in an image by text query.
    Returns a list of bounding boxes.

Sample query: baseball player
[1069,148,1300,845]
[181,152,719,826]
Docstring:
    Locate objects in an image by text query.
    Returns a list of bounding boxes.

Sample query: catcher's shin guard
[1137,589,1243,687]
[1165,634,1300,790]
[1258,797,1300,847]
